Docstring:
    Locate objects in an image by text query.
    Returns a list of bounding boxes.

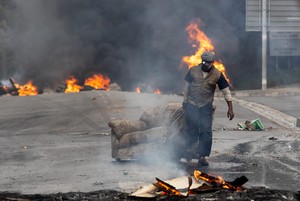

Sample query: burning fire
[0,78,39,96]
[131,170,248,198]
[84,74,110,91]
[135,86,161,94]
[193,170,243,191]
[65,76,83,93]
[2,85,8,93]
[182,19,230,82]
[18,81,38,96]
[155,178,183,196]
[65,73,111,93]
[154,89,161,94]
[135,87,141,93]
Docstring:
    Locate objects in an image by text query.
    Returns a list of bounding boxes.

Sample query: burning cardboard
[131,176,202,198]
[131,170,248,198]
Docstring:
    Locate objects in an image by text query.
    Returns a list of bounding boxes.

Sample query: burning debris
[0,73,112,96]
[64,73,111,93]
[131,170,248,198]
[135,84,162,94]
[0,78,40,96]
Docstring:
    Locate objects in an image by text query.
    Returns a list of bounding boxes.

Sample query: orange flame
[182,19,230,83]
[2,86,8,93]
[65,76,83,93]
[154,89,161,94]
[155,178,183,196]
[84,74,110,91]
[135,87,141,93]
[18,81,38,96]
[194,170,242,191]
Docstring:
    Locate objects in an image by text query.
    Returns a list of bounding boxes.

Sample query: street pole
[261,0,267,90]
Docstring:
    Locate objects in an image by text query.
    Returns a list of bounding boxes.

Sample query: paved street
[0,90,299,194]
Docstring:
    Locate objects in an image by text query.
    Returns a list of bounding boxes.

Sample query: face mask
[201,61,212,72]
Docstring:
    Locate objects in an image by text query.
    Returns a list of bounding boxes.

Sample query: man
[183,51,234,166]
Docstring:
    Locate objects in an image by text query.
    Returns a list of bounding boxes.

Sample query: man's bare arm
[222,87,234,120]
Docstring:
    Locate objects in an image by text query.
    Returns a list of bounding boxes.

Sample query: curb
[215,88,300,98]
[234,98,300,132]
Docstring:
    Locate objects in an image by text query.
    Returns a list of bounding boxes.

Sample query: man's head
[201,51,214,72]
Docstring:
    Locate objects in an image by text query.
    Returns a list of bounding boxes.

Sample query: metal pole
[261,0,267,90]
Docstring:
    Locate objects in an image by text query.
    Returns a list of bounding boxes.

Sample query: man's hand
[226,101,234,120]
[227,109,234,120]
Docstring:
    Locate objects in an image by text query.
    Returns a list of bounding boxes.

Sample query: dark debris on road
[0,188,299,201]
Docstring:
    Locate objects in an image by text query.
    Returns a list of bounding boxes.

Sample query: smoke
[2,0,260,91]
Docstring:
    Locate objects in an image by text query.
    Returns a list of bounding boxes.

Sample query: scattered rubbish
[269,137,278,140]
[93,182,103,186]
[238,118,264,131]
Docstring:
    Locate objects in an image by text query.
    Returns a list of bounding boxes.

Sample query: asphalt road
[0,90,299,194]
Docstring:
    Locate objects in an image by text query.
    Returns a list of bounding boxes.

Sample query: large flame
[18,81,38,96]
[182,19,230,83]
[84,74,110,90]
[65,76,83,93]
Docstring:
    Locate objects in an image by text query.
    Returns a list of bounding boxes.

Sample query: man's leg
[184,103,200,160]
[198,103,213,165]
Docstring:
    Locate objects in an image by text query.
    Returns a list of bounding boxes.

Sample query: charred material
[0,78,19,96]
[0,77,42,96]
[193,171,248,192]
[0,188,299,201]
[0,82,7,96]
